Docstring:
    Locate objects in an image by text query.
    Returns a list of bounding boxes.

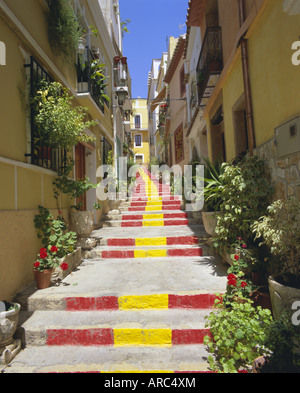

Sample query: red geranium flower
[60,263,68,271]
[234,254,240,261]
[50,245,58,253]
[241,281,247,288]
[39,248,48,259]
[33,261,40,268]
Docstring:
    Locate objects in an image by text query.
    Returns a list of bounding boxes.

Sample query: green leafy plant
[34,205,77,258]
[47,0,82,62]
[252,197,300,288]
[34,81,95,150]
[53,173,97,211]
[212,156,273,253]
[262,312,300,373]
[202,158,224,212]
[204,298,273,373]
[90,61,110,106]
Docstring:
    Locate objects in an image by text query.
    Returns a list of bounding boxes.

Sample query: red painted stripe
[166,236,198,245]
[172,329,210,345]
[65,297,119,311]
[168,248,203,257]
[107,239,135,247]
[121,221,143,227]
[164,219,188,226]
[46,328,114,346]
[169,294,218,309]
[122,215,143,220]
[102,250,134,258]
[163,213,187,219]
[130,201,181,207]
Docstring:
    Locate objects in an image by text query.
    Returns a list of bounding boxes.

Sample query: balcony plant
[34,81,95,151]
[33,246,69,289]
[47,0,82,62]
[252,197,300,320]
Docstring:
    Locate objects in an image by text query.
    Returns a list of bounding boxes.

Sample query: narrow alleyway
[4,169,227,373]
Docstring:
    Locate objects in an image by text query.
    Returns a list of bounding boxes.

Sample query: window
[180,65,186,97]
[24,56,67,170]
[135,134,142,147]
[135,155,143,164]
[135,115,141,129]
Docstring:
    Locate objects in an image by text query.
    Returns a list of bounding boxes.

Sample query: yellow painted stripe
[142,220,164,227]
[134,249,167,258]
[114,328,172,347]
[146,201,163,206]
[135,237,167,246]
[118,294,169,310]
[143,214,164,219]
[145,206,162,211]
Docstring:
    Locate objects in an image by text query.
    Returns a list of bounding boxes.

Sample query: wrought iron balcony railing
[196,27,223,107]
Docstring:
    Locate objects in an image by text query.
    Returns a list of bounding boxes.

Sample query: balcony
[76,48,109,114]
[196,27,223,108]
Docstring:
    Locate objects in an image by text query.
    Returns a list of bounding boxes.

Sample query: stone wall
[254,138,300,202]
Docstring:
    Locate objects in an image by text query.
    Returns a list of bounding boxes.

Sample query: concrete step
[87,245,204,259]
[104,212,189,221]
[100,218,198,228]
[18,309,211,347]
[99,235,200,247]
[4,345,210,373]
[14,258,227,312]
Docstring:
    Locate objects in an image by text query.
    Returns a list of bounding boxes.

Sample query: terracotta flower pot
[33,268,53,289]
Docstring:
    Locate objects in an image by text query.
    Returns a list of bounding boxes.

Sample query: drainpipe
[238,0,255,156]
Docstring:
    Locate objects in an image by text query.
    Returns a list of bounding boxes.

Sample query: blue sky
[119,0,188,99]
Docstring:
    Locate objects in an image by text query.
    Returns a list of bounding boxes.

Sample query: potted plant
[33,245,69,289]
[0,301,21,365]
[201,158,224,235]
[252,197,300,320]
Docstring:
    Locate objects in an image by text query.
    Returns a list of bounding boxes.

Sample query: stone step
[3,345,210,373]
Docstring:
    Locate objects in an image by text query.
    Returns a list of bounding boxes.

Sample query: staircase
[6,168,227,373]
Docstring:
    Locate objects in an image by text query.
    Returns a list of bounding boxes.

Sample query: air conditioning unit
[275,116,300,157]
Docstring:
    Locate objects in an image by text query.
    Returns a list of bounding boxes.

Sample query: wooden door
[75,143,86,211]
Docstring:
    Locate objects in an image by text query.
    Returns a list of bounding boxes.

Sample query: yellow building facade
[186,0,300,201]
[131,99,150,165]
[0,0,127,301]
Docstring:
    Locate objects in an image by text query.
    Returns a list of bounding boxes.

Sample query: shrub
[212,156,273,252]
